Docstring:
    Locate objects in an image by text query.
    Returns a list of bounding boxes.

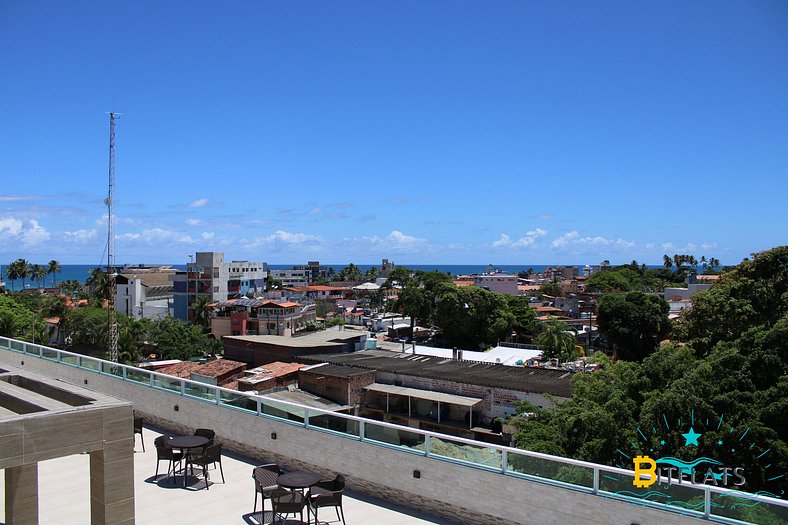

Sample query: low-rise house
[234,361,305,392]
[298,349,572,443]
[223,329,368,366]
[156,358,248,388]
[210,298,317,337]
[473,271,519,296]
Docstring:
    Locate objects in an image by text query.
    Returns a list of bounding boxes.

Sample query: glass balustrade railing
[1,337,785,525]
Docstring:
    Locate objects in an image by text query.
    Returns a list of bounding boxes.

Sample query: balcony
[1,337,786,525]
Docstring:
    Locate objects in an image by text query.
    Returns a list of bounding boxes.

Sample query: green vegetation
[597,291,670,361]
[511,246,788,497]
[536,321,577,362]
[383,267,539,349]
[0,292,220,363]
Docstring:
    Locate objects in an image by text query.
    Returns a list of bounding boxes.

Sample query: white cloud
[188,198,210,208]
[661,242,674,251]
[701,242,717,251]
[0,217,23,236]
[492,228,547,250]
[21,219,51,247]
[119,228,195,245]
[492,234,511,249]
[186,218,204,226]
[63,229,97,242]
[201,232,215,240]
[551,231,637,252]
[307,208,322,215]
[0,195,37,202]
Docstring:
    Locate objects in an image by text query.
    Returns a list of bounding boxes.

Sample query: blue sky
[1,2,786,266]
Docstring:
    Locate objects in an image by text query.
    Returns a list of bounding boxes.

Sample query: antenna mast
[105,112,118,362]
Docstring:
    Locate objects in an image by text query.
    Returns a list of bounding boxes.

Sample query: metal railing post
[502,450,508,474]
[593,468,599,495]
[424,435,431,457]
[304,408,310,428]
[358,420,365,441]
[704,486,711,518]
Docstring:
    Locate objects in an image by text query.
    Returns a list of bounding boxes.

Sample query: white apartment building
[171,252,268,322]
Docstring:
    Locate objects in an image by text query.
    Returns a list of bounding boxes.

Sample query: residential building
[473,271,519,295]
[223,329,368,366]
[269,268,310,287]
[298,349,572,442]
[269,261,333,286]
[170,252,267,322]
[115,265,176,319]
[210,298,317,337]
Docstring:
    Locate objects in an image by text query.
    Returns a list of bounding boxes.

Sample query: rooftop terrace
[1,337,785,525]
[1,424,450,524]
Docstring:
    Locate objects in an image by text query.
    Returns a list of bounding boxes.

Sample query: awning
[364,383,482,407]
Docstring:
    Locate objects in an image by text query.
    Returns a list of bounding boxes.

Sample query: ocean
[13,263,589,287]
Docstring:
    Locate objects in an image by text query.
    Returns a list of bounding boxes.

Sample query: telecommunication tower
[105,112,118,362]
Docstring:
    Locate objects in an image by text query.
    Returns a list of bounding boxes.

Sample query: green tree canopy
[597,291,670,361]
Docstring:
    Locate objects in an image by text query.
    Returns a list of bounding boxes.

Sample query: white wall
[0,346,704,525]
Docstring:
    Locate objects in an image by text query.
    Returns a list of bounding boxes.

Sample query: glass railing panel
[508,451,594,488]
[598,471,705,516]
[152,375,182,393]
[711,492,788,525]
[101,361,124,377]
[60,353,79,366]
[430,436,502,470]
[41,346,58,360]
[183,382,217,401]
[307,412,360,438]
[362,421,426,452]
[126,368,151,385]
[10,340,24,351]
[25,344,40,356]
[0,337,9,348]
[79,357,100,371]
[219,390,257,413]
[260,399,304,423]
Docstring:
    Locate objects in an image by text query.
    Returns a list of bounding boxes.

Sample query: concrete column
[89,439,135,525]
[5,463,38,525]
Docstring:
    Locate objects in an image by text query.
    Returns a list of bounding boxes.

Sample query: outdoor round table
[277,470,321,492]
[168,435,210,487]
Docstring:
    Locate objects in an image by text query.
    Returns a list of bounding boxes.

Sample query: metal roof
[300,350,572,397]
[364,383,482,407]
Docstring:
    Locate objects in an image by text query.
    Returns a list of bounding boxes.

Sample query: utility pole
[105,112,119,363]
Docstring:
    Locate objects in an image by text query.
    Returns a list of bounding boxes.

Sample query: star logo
[682,427,702,447]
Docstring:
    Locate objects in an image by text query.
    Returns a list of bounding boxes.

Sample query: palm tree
[0,310,22,338]
[536,320,578,363]
[86,267,110,302]
[663,255,673,269]
[25,262,35,289]
[709,257,721,272]
[5,260,24,291]
[32,264,47,288]
[191,295,214,330]
[700,256,707,271]
[47,260,61,288]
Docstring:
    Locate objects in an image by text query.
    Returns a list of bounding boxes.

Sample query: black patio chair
[194,428,216,445]
[308,474,346,525]
[252,463,282,522]
[193,443,224,490]
[133,416,144,452]
[271,488,308,524]
[154,436,183,482]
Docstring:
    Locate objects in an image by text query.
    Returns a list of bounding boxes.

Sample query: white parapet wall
[0,342,732,525]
